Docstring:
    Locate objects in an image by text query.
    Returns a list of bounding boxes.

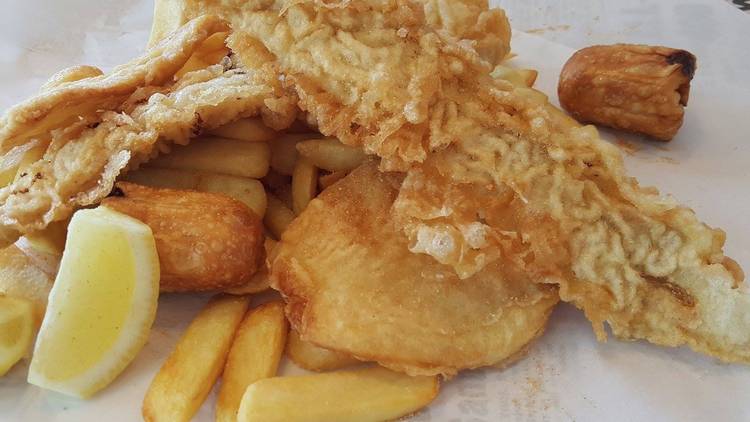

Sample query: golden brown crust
[102,182,264,292]
[0,16,283,245]
[271,162,559,377]
[558,44,696,141]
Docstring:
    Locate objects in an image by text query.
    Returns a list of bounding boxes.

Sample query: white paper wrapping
[0,1,748,421]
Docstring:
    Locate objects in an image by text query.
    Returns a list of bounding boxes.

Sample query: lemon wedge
[0,296,34,376]
[28,206,160,398]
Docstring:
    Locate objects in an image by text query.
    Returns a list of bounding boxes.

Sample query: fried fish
[271,162,558,376]
[0,15,291,246]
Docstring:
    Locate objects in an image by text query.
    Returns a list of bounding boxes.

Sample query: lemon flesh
[28,206,160,398]
[0,296,34,376]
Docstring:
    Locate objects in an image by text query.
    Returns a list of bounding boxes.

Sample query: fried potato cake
[102,183,264,292]
[271,162,558,377]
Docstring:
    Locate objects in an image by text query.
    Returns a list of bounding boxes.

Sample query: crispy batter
[0,15,289,245]
[0,245,53,322]
[558,44,696,141]
[102,183,264,292]
[271,162,558,376]
[149,0,512,169]
[177,0,749,362]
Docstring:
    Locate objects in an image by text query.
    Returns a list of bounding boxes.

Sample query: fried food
[123,168,268,218]
[224,238,276,295]
[491,65,538,88]
[0,15,290,247]
[143,295,250,422]
[0,245,53,322]
[144,137,270,179]
[286,329,359,372]
[296,137,367,172]
[158,1,749,362]
[272,163,558,376]
[559,44,696,141]
[102,183,264,292]
[291,157,318,215]
[207,117,279,142]
[269,133,318,176]
[264,193,295,240]
[0,296,34,376]
[216,301,287,422]
[237,367,439,422]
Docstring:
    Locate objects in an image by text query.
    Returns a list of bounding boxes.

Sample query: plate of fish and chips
[0,0,749,421]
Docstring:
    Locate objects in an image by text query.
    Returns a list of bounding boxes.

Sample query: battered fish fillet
[271,162,558,376]
[163,0,750,362]
[0,15,292,246]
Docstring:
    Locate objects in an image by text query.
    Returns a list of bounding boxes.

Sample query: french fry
[195,175,267,218]
[198,31,229,53]
[292,157,318,215]
[490,65,538,88]
[517,68,538,87]
[216,302,288,422]
[175,55,212,79]
[123,168,267,216]
[296,138,367,172]
[237,367,439,422]
[22,218,68,257]
[286,329,358,372]
[148,0,188,47]
[146,137,270,179]
[264,194,295,240]
[270,133,318,176]
[142,295,250,422]
[103,183,264,292]
[318,171,348,190]
[208,118,279,143]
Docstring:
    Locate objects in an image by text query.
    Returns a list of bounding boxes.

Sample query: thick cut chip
[216,301,287,422]
[237,367,438,422]
[143,295,250,422]
[271,163,558,376]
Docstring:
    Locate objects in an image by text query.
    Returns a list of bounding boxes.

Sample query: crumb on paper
[656,156,679,165]
[614,138,642,155]
[526,24,571,34]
